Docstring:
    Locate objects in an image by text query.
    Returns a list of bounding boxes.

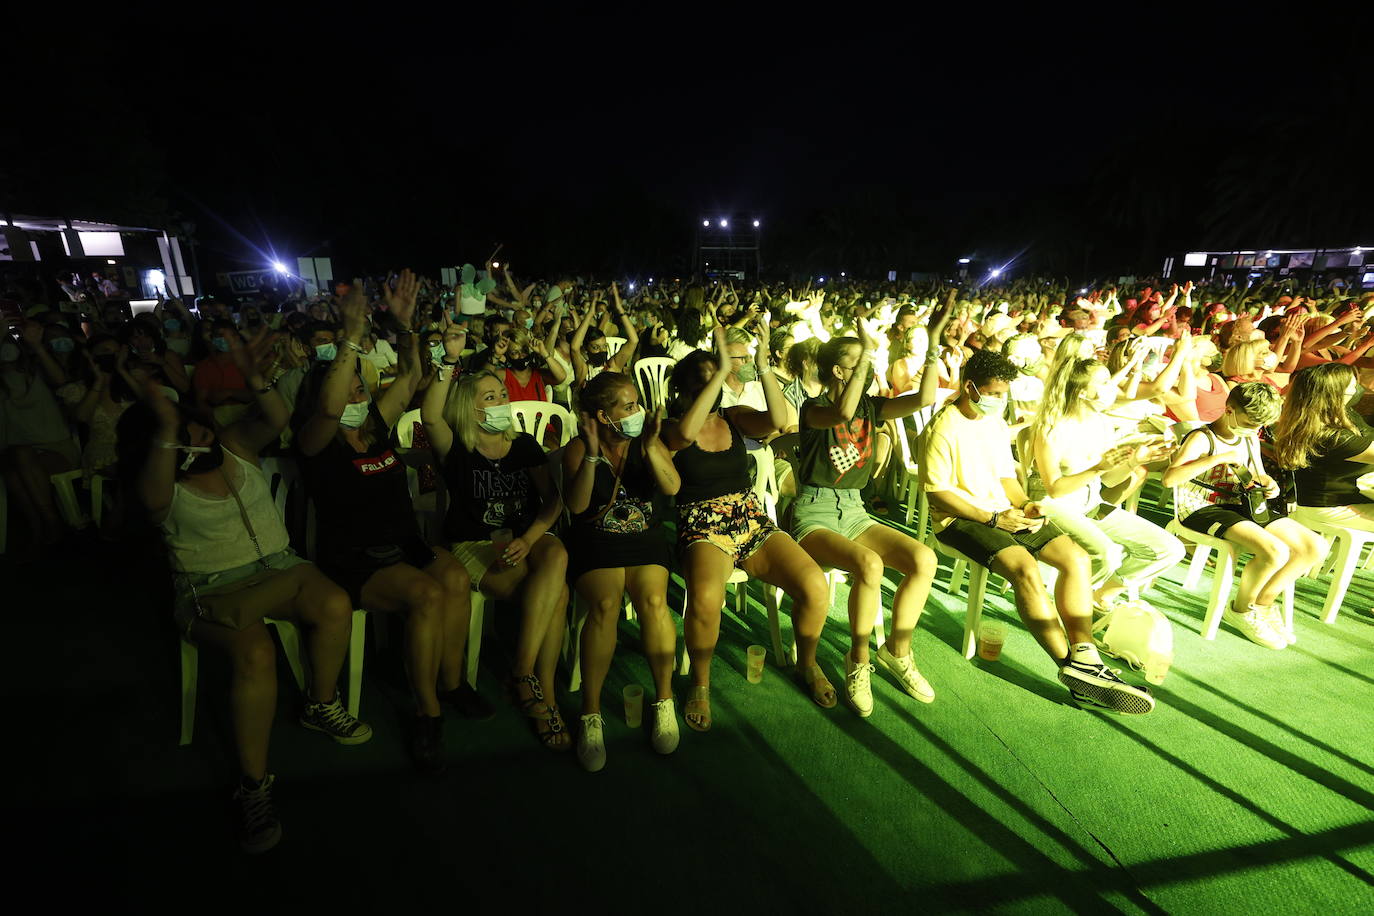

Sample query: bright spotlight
[1079,288,1088,294]
[272,261,288,274]
[990,268,1002,278]
[840,272,846,277]
[106,258,117,265]
[719,219,728,228]
[753,220,760,227]
[702,220,710,227]
[492,261,500,269]
[628,282,635,291]
[818,277,826,283]
[958,258,971,264]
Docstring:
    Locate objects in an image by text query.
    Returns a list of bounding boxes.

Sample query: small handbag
[591,451,651,535]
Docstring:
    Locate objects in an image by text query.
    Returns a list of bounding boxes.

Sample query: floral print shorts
[677,489,779,567]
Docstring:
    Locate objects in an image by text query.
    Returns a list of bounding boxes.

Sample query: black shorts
[935,517,1065,570]
[1180,504,1252,539]
[320,535,437,607]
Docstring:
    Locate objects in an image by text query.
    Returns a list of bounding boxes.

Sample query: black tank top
[674,413,751,504]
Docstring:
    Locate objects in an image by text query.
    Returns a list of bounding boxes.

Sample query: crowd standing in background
[4,262,1374,853]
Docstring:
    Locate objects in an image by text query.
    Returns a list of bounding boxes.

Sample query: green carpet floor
[8,490,1374,914]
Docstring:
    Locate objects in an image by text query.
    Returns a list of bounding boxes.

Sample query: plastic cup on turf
[978,622,1008,661]
[623,685,644,728]
[746,645,767,684]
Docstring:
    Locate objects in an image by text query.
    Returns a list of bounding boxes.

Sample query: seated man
[921,349,1155,715]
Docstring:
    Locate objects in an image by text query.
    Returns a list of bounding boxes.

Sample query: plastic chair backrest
[396,408,422,449]
[634,357,675,412]
[508,400,575,449]
[749,443,779,516]
[604,336,627,359]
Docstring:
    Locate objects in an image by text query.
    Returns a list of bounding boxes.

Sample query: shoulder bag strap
[592,450,628,524]
[219,464,267,565]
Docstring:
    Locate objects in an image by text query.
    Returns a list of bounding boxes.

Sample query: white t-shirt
[362,339,397,372]
[721,379,767,411]
[1035,414,1113,514]
[921,405,1018,529]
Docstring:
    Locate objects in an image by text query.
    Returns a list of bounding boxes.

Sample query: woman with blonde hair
[423,346,572,751]
[1221,338,1286,390]
[1271,362,1374,531]
[1026,357,1184,611]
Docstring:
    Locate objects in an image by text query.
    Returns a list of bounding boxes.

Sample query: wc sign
[227,270,271,294]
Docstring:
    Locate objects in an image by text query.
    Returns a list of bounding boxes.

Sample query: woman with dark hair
[122,317,190,393]
[571,282,639,389]
[293,274,474,774]
[115,327,369,854]
[422,331,572,752]
[562,371,680,771]
[663,320,834,732]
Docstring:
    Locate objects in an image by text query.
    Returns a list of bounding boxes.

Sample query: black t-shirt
[300,407,419,559]
[673,414,751,504]
[1293,427,1374,508]
[442,433,546,541]
[798,391,890,490]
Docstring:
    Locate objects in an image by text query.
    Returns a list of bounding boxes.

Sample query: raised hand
[230,324,275,380]
[712,323,729,355]
[339,278,369,341]
[579,411,601,455]
[380,268,420,328]
[640,406,664,457]
[858,316,884,351]
[143,377,180,430]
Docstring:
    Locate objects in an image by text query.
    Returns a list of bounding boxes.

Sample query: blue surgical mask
[524,317,535,329]
[340,401,370,429]
[613,409,646,438]
[315,343,337,361]
[970,383,1006,418]
[163,318,181,332]
[212,337,231,353]
[49,337,75,353]
[479,403,513,433]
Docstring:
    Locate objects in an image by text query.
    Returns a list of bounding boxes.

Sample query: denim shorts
[791,486,878,544]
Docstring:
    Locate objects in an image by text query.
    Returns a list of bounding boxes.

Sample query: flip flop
[800,664,837,709]
[684,685,712,732]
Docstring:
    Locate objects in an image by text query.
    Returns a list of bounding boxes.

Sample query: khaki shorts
[451,532,558,588]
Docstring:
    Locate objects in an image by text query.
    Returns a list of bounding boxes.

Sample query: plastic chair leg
[466,591,484,689]
[90,475,105,528]
[678,584,692,676]
[179,638,198,746]
[1322,536,1362,625]
[1201,553,1234,640]
[948,558,968,597]
[567,598,588,693]
[1281,583,1296,642]
[1182,544,1210,590]
[347,610,365,717]
[962,566,989,659]
[50,471,87,529]
[763,584,797,666]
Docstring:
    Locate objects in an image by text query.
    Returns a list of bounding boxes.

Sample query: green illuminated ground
[12,491,1374,913]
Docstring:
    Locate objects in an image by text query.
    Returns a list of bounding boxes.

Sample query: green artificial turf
[8,485,1373,914]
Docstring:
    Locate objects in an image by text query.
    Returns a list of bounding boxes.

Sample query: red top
[192,355,246,401]
[1166,373,1229,422]
[504,368,546,402]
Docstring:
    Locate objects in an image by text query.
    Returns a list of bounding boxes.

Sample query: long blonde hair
[447,370,518,453]
[1271,363,1357,469]
[1029,357,1102,447]
[1221,338,1266,379]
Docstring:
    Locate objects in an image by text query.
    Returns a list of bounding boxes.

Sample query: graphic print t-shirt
[798,392,889,489]
[443,432,546,541]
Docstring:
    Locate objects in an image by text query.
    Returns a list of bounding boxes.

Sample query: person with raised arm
[115,324,370,853]
[571,281,638,390]
[562,371,681,771]
[661,319,835,732]
[422,325,573,752]
[792,304,946,718]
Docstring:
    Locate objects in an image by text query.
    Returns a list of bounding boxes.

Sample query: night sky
[5,14,1370,283]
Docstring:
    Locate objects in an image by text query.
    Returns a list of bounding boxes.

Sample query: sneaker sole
[577,745,607,773]
[876,654,935,704]
[1057,670,1155,715]
[300,719,374,745]
[240,823,282,855]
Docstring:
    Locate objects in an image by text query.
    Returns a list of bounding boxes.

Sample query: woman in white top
[1027,357,1185,610]
[116,328,368,855]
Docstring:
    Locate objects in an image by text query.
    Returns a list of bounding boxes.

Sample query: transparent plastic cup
[978,621,1008,661]
[746,645,767,684]
[623,685,644,728]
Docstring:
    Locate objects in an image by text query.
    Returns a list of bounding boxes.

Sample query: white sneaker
[876,644,935,704]
[1223,606,1288,650]
[1260,603,1297,645]
[577,714,607,772]
[650,698,679,755]
[844,650,875,718]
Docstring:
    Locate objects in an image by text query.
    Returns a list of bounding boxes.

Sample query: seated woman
[294,275,474,775]
[115,333,369,855]
[795,322,941,718]
[571,282,639,389]
[1272,362,1374,531]
[1026,357,1185,611]
[1162,382,1325,649]
[422,331,572,752]
[475,326,568,404]
[562,372,680,771]
[662,321,835,732]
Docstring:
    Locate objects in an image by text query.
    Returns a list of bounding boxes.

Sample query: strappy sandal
[800,664,838,709]
[684,686,712,732]
[510,674,552,721]
[536,705,572,751]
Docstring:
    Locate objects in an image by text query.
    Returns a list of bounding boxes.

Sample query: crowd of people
[4,262,1374,854]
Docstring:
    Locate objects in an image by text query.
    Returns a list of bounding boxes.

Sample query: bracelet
[343,340,364,353]
[396,329,414,336]
[986,511,1000,529]
[155,440,181,450]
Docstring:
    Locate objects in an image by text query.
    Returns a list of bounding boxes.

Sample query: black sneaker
[1058,659,1155,715]
[233,774,282,854]
[300,694,374,745]
[410,714,446,776]
[442,683,495,721]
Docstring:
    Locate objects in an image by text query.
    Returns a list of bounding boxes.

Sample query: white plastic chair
[395,408,423,448]
[603,336,627,359]
[634,357,675,413]
[894,408,936,539]
[1166,517,1295,642]
[508,400,575,449]
[50,469,91,529]
[1282,507,1369,625]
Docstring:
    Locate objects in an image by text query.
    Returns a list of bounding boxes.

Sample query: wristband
[155,441,182,450]
[396,329,414,336]
[986,511,1000,529]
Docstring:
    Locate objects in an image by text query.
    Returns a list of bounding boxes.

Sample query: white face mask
[479,402,513,432]
[340,401,370,429]
[612,408,645,438]
[969,383,1006,418]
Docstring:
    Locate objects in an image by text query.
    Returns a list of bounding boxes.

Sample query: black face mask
[507,356,531,371]
[93,353,118,372]
[586,351,608,367]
